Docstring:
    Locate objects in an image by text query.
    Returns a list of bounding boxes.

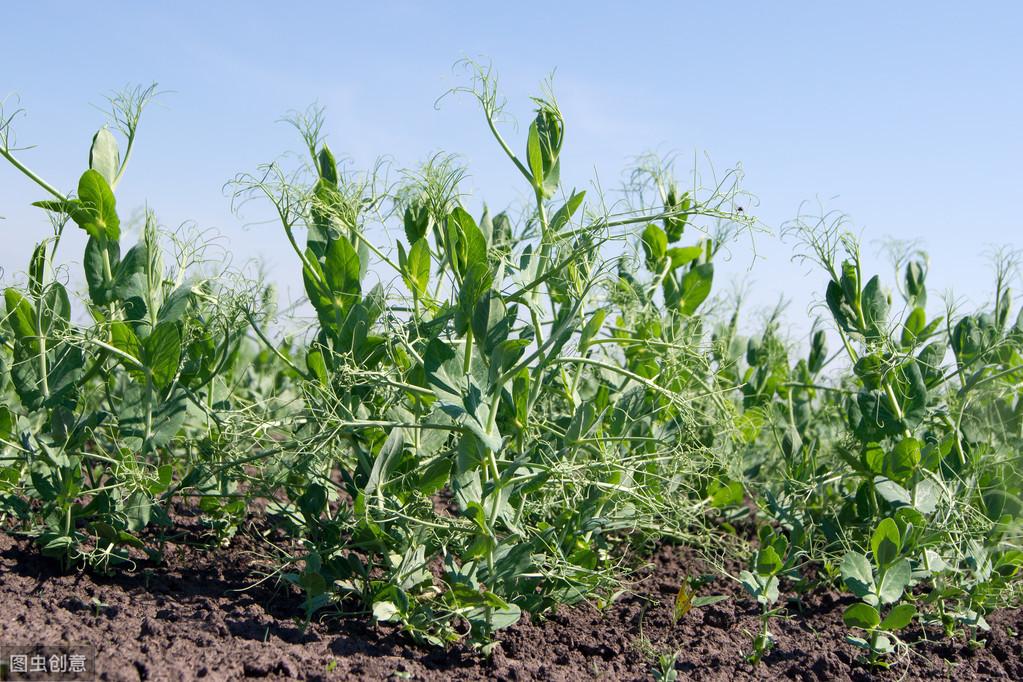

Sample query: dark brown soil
[1,524,1020,682]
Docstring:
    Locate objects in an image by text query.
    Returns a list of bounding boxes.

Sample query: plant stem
[0,148,68,201]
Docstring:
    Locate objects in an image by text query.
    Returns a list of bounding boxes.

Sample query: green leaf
[913,479,941,514]
[28,243,47,297]
[32,199,76,214]
[879,603,916,631]
[738,570,759,597]
[121,386,185,447]
[840,552,876,600]
[901,306,926,346]
[708,478,744,508]
[853,354,883,390]
[983,487,1023,523]
[305,348,328,386]
[871,518,902,569]
[89,128,121,185]
[840,260,859,307]
[302,248,329,311]
[755,546,783,576]
[861,275,889,338]
[874,477,912,507]
[578,309,606,354]
[679,263,714,315]
[322,237,362,308]
[317,144,338,184]
[487,603,522,630]
[40,535,74,558]
[403,204,431,244]
[905,260,926,304]
[526,120,544,187]
[664,186,691,242]
[691,595,729,608]
[405,238,431,296]
[152,464,173,494]
[71,170,120,241]
[641,224,668,271]
[808,329,828,373]
[487,338,528,389]
[885,437,921,483]
[112,243,149,306]
[478,205,495,243]
[365,428,404,497]
[549,190,585,233]
[899,360,928,428]
[451,207,488,272]
[416,457,452,496]
[144,322,182,389]
[845,635,871,651]
[877,558,911,604]
[843,603,880,630]
[470,291,507,352]
[157,285,194,324]
[738,570,778,604]
[83,236,120,305]
[667,246,702,270]
[39,284,71,336]
[372,600,400,622]
[110,320,143,363]
[863,442,885,475]
[826,279,855,333]
[298,483,327,522]
[0,405,13,444]
[4,289,38,352]
[357,238,370,281]
[124,491,152,531]
[458,261,495,336]
[425,338,501,451]
[17,344,84,409]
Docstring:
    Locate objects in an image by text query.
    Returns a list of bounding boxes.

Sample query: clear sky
[2,2,1021,339]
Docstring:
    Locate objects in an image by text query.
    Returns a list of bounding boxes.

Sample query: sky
[2,2,1021,341]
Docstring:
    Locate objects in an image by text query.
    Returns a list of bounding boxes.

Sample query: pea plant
[738,525,792,664]
[229,64,753,647]
[0,87,259,569]
[0,65,1019,662]
[840,519,917,665]
[730,212,1023,663]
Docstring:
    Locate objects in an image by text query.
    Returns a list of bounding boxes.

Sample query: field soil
[1,517,1021,682]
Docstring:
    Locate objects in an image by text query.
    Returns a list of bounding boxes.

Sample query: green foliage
[839,520,916,665]
[224,67,754,649]
[739,526,791,663]
[1,88,263,569]
[739,216,1023,662]
[1,67,1019,662]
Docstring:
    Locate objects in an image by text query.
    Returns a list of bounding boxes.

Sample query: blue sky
[2,2,1021,337]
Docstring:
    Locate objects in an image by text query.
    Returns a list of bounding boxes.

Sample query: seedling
[739,526,791,664]
[840,519,916,666]
[651,650,679,682]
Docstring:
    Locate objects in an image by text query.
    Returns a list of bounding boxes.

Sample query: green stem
[482,109,532,184]
[143,378,154,454]
[111,131,136,190]
[34,299,50,400]
[463,330,473,375]
[0,148,68,201]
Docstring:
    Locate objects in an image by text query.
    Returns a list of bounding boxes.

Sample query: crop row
[1,67,1020,666]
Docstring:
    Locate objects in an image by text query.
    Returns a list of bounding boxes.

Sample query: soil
[1,520,1021,682]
